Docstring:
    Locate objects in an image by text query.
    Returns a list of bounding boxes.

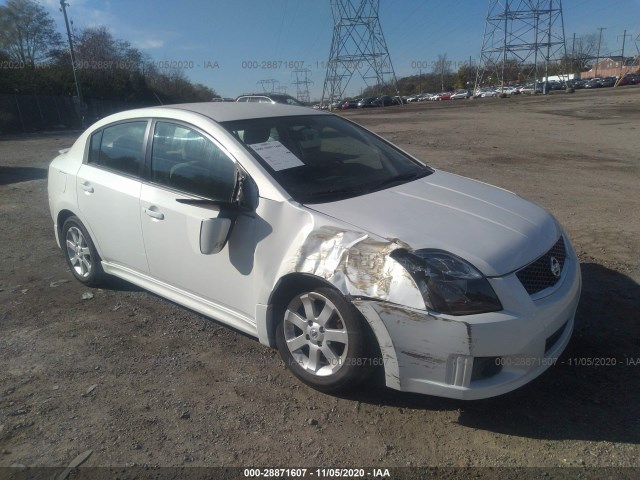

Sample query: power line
[275,0,289,57]
[257,79,280,93]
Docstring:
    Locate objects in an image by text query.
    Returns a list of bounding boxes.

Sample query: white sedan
[475,88,499,98]
[450,90,470,100]
[48,103,581,399]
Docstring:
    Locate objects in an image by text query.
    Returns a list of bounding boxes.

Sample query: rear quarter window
[87,121,147,177]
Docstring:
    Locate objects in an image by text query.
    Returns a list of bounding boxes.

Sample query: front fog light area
[448,355,503,386]
[471,357,503,382]
[390,249,502,315]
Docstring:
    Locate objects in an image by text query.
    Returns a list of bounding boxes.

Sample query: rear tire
[61,216,105,287]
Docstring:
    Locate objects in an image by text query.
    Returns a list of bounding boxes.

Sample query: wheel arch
[262,272,337,348]
[261,272,395,387]
[57,210,104,259]
[56,209,76,244]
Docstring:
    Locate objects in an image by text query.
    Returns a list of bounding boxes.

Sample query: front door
[140,120,258,322]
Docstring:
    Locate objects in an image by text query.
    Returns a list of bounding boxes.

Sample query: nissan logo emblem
[550,256,561,278]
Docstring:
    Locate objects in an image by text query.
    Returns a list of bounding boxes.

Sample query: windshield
[221,115,432,203]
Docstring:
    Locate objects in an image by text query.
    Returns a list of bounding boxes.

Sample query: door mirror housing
[235,170,259,211]
[200,217,232,255]
[176,198,237,255]
[179,168,257,255]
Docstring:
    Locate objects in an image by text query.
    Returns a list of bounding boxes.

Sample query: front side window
[150,121,237,202]
[222,115,432,203]
[88,121,147,176]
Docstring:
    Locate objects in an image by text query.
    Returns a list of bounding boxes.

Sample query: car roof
[123,102,325,123]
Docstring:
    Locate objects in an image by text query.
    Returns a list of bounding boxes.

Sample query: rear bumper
[354,247,582,400]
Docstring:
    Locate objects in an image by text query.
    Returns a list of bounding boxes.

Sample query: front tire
[62,216,105,287]
[275,287,373,393]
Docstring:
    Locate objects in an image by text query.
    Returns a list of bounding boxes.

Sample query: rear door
[76,120,150,273]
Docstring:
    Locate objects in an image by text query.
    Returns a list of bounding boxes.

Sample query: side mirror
[200,217,232,255]
[236,171,259,211]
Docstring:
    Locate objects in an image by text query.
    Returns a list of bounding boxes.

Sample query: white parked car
[48,103,581,399]
[502,86,520,95]
[450,90,470,100]
[475,88,498,98]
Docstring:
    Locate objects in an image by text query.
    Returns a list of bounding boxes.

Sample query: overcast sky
[32,0,640,99]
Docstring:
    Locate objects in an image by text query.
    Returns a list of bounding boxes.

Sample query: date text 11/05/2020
[495,357,622,367]
[243,468,391,478]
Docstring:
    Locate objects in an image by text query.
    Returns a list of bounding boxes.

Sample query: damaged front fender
[290,226,425,309]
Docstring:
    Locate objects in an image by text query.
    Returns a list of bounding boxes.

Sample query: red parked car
[435,92,452,101]
[340,100,359,109]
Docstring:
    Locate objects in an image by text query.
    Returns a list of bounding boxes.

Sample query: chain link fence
[0,94,150,133]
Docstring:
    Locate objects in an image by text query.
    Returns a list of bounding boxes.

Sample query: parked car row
[573,74,639,89]
[484,74,639,95]
[310,73,639,110]
[313,95,407,110]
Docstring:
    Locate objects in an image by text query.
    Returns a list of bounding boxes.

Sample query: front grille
[516,236,566,295]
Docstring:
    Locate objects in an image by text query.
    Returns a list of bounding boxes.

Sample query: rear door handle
[81,182,94,193]
[144,208,164,220]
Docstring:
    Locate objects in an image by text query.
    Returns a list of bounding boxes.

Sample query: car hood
[306,170,561,277]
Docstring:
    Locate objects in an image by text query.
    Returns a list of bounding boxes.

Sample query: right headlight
[390,249,502,316]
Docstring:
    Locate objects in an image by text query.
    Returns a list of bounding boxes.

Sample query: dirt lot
[1,87,639,475]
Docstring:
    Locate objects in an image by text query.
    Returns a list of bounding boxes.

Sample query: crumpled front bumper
[352,248,582,400]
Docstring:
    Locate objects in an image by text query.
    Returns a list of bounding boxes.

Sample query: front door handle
[144,208,164,220]
[81,182,94,193]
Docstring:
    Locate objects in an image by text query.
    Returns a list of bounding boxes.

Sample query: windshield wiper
[296,171,429,203]
[298,188,355,201]
[369,171,427,191]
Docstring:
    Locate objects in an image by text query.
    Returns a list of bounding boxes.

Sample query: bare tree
[571,34,600,71]
[0,0,63,66]
[432,54,452,92]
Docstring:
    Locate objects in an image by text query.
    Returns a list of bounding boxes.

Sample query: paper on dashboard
[250,141,305,171]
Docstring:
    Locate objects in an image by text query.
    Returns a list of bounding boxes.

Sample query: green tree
[0,0,63,66]
[455,64,475,89]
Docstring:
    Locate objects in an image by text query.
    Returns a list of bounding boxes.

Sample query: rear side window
[88,121,147,176]
[150,121,237,202]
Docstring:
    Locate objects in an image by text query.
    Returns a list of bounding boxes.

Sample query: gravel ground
[0,87,639,476]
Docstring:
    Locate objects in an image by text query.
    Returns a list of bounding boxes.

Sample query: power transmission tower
[292,68,313,104]
[321,0,398,108]
[476,0,568,94]
[257,79,280,93]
